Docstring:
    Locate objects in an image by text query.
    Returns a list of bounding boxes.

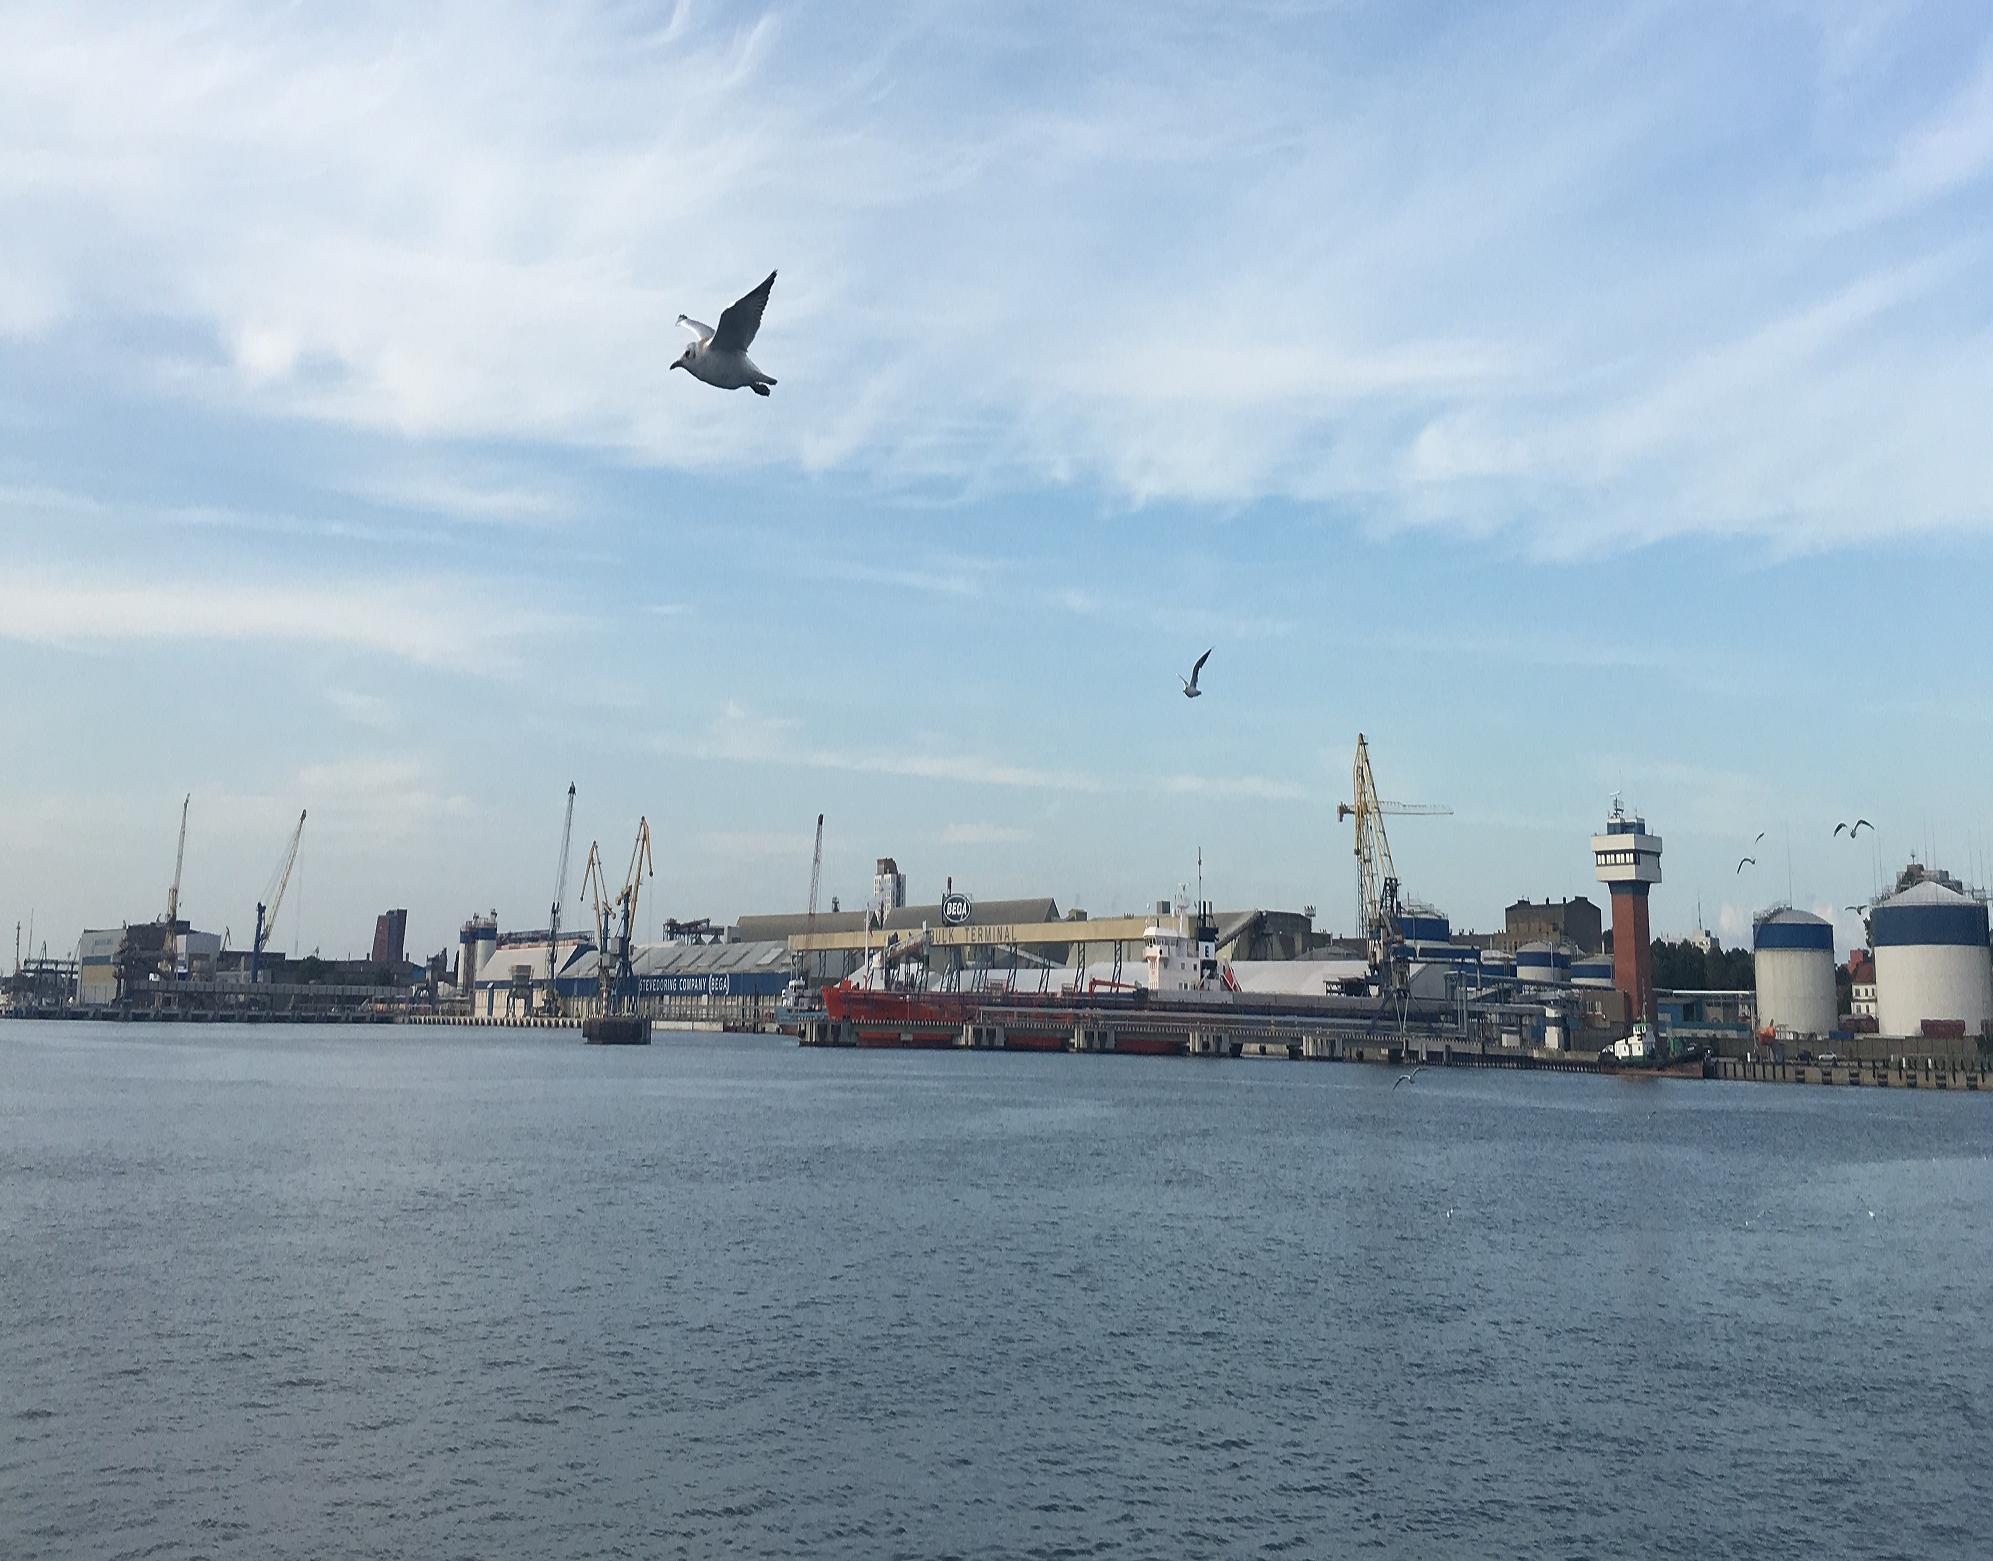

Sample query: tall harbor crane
[581,840,609,1010]
[250,810,306,984]
[583,818,653,1017]
[1336,734,1450,976]
[543,782,577,1016]
[800,813,824,981]
[160,793,191,980]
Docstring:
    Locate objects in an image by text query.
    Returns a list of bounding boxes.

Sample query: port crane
[582,817,653,1016]
[159,793,191,980]
[250,809,307,984]
[543,782,577,1016]
[798,813,824,984]
[1336,734,1450,980]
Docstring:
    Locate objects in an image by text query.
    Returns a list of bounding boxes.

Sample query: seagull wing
[1854,818,1873,834]
[1192,647,1213,678]
[1736,857,1755,872]
[1833,822,1847,837]
[1754,831,1766,843]
[712,270,776,354]
[676,315,714,344]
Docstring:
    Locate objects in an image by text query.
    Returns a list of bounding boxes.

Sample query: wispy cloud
[667,701,1320,806]
[4,3,1990,548]
[940,822,1032,846]
[0,569,557,671]
[325,687,398,731]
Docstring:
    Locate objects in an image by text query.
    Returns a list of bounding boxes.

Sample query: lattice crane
[1336,734,1450,974]
[159,793,191,980]
[250,810,306,983]
[800,813,824,979]
[543,782,577,1015]
[584,818,653,1016]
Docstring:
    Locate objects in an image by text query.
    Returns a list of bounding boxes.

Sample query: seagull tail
[750,382,772,397]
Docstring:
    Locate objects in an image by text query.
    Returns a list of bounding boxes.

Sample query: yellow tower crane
[1336,734,1451,977]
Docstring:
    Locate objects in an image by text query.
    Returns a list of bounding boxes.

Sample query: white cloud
[325,687,398,731]
[940,822,1032,846]
[3,3,1991,549]
[0,568,556,671]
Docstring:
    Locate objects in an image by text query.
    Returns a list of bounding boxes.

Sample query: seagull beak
[670,360,683,371]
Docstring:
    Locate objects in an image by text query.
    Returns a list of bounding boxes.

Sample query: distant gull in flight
[674,270,779,395]
[1393,1065,1425,1089]
[1736,856,1756,873]
[1182,647,1212,699]
[1833,818,1874,838]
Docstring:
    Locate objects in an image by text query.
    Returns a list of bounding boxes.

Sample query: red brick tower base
[1610,883,1654,1025]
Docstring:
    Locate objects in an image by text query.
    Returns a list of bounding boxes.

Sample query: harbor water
[2,1022,1987,1559]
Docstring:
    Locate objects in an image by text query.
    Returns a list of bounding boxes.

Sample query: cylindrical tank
[1752,908,1837,1039]
[1516,940,1571,985]
[1570,953,1614,988]
[1872,882,1993,1039]
[461,913,498,1000]
[1398,911,1451,944]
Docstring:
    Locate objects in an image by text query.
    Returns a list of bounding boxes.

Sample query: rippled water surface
[3,1022,1988,1559]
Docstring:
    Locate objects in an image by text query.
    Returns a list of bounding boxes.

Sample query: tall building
[1502,897,1602,954]
[1592,802,1662,1027]
[870,857,906,919]
[371,908,408,966]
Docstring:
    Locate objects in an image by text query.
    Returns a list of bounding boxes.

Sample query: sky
[6,0,1993,964]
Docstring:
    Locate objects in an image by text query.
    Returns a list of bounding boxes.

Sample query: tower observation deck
[1592,801,1662,1027]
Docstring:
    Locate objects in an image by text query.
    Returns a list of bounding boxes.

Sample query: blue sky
[5,0,1993,962]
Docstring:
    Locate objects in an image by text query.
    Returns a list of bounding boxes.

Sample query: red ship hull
[823,984,1202,1057]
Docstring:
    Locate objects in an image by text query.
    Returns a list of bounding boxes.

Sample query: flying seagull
[674,270,779,395]
[1181,647,1213,699]
[1736,856,1756,873]
[1393,1065,1425,1089]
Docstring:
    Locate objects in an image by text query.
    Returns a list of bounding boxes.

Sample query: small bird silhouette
[1754,831,1766,844]
[1736,856,1756,873]
[1181,647,1213,699]
[1393,1065,1425,1089]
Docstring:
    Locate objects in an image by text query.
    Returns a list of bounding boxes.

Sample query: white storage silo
[1571,952,1615,988]
[1516,940,1571,985]
[1871,881,1992,1039]
[1752,908,1837,1040]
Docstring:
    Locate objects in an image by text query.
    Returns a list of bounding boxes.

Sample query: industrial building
[469,935,792,1027]
[371,908,408,966]
[1502,897,1603,954]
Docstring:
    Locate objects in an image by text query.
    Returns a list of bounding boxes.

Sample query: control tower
[1592,801,1662,1026]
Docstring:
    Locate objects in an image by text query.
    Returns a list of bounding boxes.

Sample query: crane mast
[251,810,307,983]
[613,817,654,1012]
[1335,734,1451,976]
[160,793,190,980]
[581,841,611,1014]
[800,813,824,979]
[582,819,652,1017]
[544,782,576,1015]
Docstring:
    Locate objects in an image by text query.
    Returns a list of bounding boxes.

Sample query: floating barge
[581,1013,652,1045]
